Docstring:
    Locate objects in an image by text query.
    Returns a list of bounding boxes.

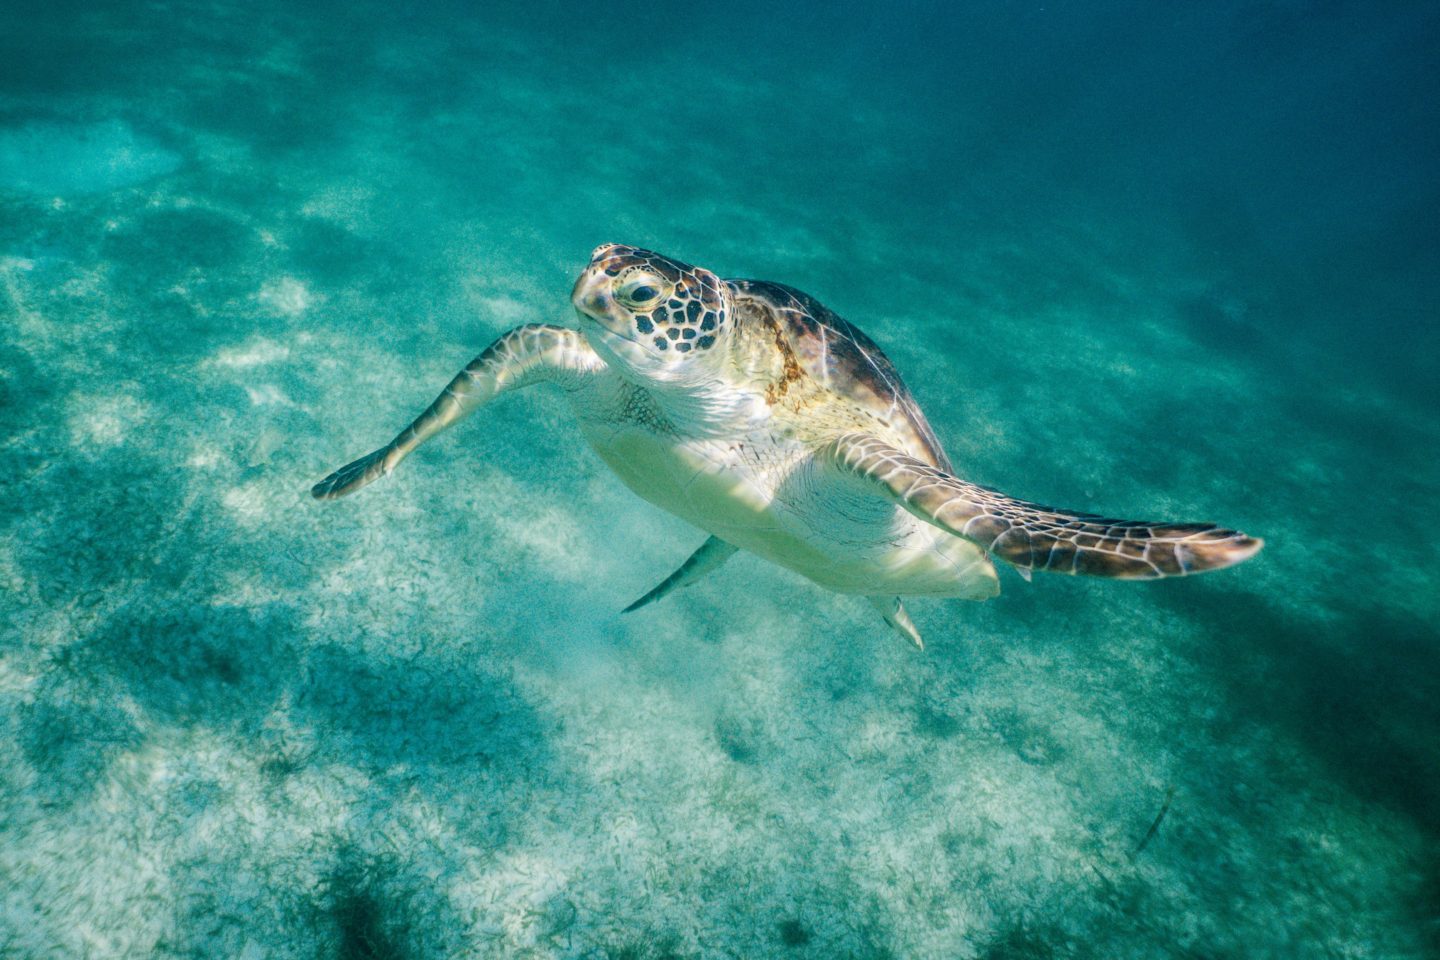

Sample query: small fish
[1134,786,1176,856]
[246,425,287,467]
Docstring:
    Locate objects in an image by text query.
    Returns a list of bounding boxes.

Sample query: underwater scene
[2,1,1437,957]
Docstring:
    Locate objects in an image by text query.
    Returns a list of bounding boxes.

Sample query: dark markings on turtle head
[588,245,731,357]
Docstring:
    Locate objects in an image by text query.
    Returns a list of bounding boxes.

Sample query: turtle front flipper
[312,324,603,501]
[826,434,1263,580]
[312,446,397,500]
[622,535,738,613]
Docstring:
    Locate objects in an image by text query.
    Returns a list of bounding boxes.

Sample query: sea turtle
[313,244,1262,647]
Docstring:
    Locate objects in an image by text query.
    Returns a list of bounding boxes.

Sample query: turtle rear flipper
[623,536,738,613]
[868,596,925,649]
[828,433,1263,580]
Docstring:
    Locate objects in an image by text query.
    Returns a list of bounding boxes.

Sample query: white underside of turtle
[313,244,1263,647]
[574,388,999,600]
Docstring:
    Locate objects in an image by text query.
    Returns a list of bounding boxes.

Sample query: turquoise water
[2,1,1437,956]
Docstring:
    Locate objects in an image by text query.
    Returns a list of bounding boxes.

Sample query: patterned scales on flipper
[732,280,953,471]
[829,433,1264,579]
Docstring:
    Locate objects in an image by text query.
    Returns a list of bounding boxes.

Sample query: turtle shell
[729,279,952,471]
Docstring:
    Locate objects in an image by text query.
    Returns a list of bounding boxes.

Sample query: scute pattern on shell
[731,279,953,472]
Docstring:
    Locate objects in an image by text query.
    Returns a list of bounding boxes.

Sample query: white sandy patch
[66,393,150,449]
[299,182,377,230]
[207,337,291,369]
[257,276,318,317]
[242,384,292,406]
[0,119,180,196]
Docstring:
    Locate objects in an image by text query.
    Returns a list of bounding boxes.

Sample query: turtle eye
[617,272,667,307]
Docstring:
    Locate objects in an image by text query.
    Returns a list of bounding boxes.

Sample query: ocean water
[2,1,1437,956]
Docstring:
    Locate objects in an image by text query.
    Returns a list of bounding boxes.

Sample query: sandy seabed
[2,2,1437,957]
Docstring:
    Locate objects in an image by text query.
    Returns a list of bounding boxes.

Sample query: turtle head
[572,243,732,382]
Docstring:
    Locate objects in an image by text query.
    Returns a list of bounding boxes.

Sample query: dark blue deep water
[2,2,1437,957]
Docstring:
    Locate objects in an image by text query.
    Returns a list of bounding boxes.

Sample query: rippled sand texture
[2,2,1437,957]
